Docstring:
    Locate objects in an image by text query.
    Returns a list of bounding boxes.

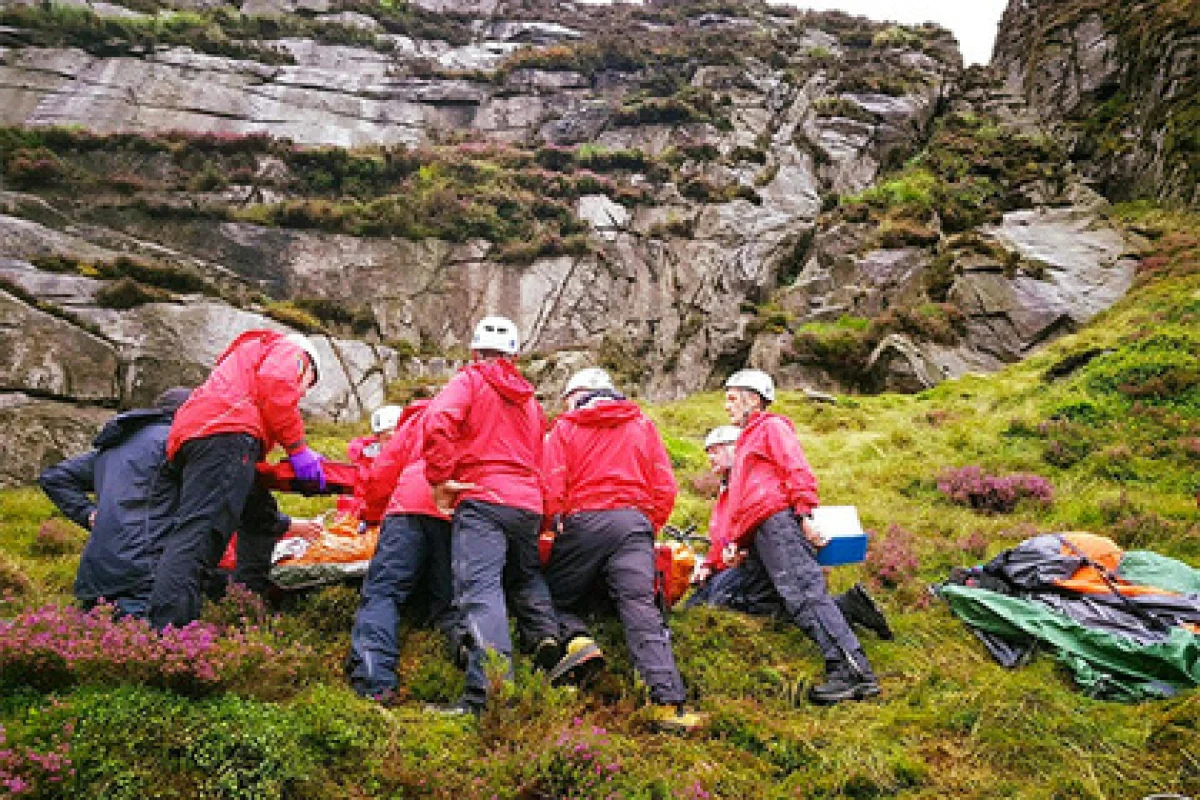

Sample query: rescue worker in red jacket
[684,425,744,607]
[147,330,326,630]
[722,369,881,705]
[421,316,560,715]
[346,399,461,701]
[337,404,404,517]
[688,426,892,641]
[541,368,701,731]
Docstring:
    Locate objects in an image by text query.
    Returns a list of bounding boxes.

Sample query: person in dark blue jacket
[39,388,193,619]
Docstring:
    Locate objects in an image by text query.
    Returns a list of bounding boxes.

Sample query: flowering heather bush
[937,466,1054,513]
[956,531,989,560]
[0,723,73,797]
[0,554,31,599]
[864,524,920,590]
[0,604,312,698]
[200,582,270,629]
[529,718,624,800]
[31,519,84,556]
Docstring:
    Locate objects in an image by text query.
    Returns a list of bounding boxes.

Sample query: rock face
[956,205,1137,359]
[992,0,1198,205]
[0,0,1167,475]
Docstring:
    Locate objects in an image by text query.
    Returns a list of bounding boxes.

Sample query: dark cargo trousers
[686,556,782,616]
[347,513,454,698]
[453,499,559,709]
[546,509,687,706]
[750,510,873,677]
[148,433,283,629]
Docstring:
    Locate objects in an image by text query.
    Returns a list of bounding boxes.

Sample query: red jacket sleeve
[765,418,819,514]
[703,491,728,569]
[359,425,414,524]
[256,343,309,454]
[422,371,473,486]
[542,422,570,520]
[642,419,678,530]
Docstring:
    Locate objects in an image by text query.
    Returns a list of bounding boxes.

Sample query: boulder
[953,206,1138,357]
[0,393,113,489]
[864,334,996,393]
[576,194,631,240]
[0,288,118,403]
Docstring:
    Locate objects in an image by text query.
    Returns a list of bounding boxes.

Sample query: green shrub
[812,96,875,123]
[263,302,325,334]
[0,552,32,599]
[612,97,709,127]
[94,278,174,309]
[63,685,380,799]
[3,147,65,187]
[1083,333,1200,409]
[30,519,85,557]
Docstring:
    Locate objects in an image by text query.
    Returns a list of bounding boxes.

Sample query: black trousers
[546,508,686,706]
[148,433,281,629]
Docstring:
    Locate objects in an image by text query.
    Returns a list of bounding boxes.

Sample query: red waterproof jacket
[703,485,732,570]
[422,359,546,514]
[358,402,430,524]
[544,399,677,529]
[725,411,819,546]
[386,460,446,520]
[167,330,309,460]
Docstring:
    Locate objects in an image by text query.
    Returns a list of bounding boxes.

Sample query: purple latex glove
[288,447,326,492]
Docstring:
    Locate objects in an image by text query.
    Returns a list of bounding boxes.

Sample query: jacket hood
[396,398,430,428]
[563,398,642,428]
[472,359,534,404]
[93,408,172,450]
[214,329,282,366]
[742,409,793,439]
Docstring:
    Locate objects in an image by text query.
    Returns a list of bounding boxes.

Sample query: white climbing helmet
[470,316,520,355]
[561,367,616,399]
[704,425,742,449]
[284,333,322,384]
[370,405,404,435]
[725,369,774,403]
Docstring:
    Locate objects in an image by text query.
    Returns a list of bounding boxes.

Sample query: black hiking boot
[532,637,562,673]
[840,583,894,641]
[807,673,881,706]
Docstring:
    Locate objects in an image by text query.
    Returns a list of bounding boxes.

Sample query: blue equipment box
[811,506,868,566]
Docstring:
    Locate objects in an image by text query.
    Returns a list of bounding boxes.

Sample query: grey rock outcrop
[0,393,114,489]
[0,287,118,403]
[992,0,1198,205]
[950,205,1137,360]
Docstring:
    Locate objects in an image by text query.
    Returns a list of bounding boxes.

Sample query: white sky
[772,0,1011,65]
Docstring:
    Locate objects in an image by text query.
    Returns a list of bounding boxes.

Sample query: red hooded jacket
[422,359,546,515]
[167,330,309,460]
[358,401,446,523]
[544,398,677,529]
[725,411,819,546]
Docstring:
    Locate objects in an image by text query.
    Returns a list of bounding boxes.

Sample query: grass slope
[0,205,1196,799]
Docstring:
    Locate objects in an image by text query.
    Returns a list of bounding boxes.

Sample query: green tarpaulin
[941,552,1200,702]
